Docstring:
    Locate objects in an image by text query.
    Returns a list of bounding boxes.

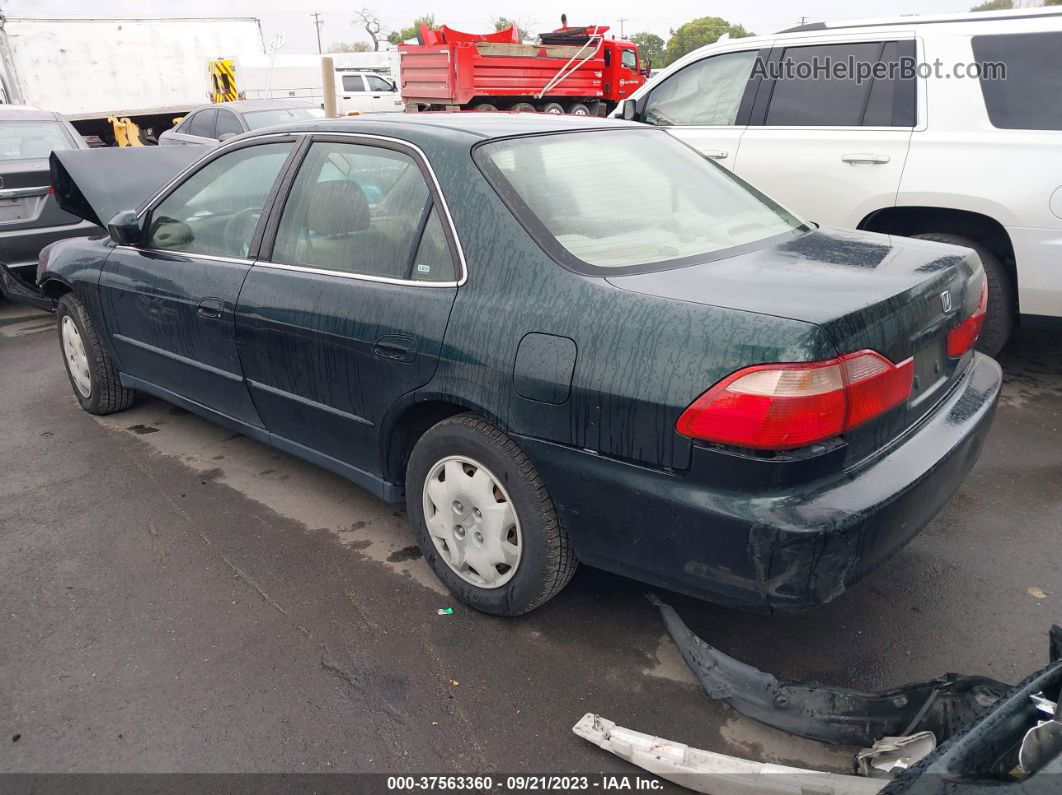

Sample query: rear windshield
[476,128,806,273]
[0,121,76,161]
[242,107,325,130]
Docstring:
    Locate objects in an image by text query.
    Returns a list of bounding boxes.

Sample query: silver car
[158,99,325,146]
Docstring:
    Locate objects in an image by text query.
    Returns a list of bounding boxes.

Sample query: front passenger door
[99,139,296,424]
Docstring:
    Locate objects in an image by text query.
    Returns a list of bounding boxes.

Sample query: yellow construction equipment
[210,59,238,103]
[107,116,143,147]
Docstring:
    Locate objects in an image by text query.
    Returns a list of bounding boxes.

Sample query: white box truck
[0,16,266,143]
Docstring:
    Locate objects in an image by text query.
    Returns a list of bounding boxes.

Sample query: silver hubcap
[61,315,91,398]
[422,456,522,589]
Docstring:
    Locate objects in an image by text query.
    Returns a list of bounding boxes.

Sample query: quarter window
[644,50,757,127]
[272,141,456,282]
[972,32,1062,131]
[145,142,293,258]
[215,110,244,137]
[188,109,217,138]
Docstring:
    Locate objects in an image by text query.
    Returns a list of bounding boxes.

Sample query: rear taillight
[947,279,988,358]
[676,350,914,451]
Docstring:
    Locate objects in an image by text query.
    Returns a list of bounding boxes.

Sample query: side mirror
[107,210,143,246]
[621,99,638,121]
[218,132,238,142]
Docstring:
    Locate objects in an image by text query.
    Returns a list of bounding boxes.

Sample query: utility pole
[617,17,629,37]
[311,11,323,54]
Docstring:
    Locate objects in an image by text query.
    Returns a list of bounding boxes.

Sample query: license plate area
[909,337,951,412]
[0,195,41,224]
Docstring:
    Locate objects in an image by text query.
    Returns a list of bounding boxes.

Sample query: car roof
[269,112,645,141]
[192,99,320,114]
[0,104,62,121]
[778,5,1062,34]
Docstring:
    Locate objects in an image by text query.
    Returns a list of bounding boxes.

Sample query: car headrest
[304,179,371,236]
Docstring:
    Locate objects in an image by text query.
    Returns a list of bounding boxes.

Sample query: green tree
[387,15,436,45]
[970,0,1012,9]
[663,17,750,66]
[629,32,665,67]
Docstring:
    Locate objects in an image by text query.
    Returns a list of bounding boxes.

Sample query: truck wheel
[540,102,565,115]
[471,103,497,112]
[912,233,1015,357]
[406,413,578,616]
[57,293,135,415]
[568,103,591,116]
[510,102,537,113]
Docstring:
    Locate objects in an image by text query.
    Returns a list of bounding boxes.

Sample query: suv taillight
[676,350,914,451]
[947,279,988,358]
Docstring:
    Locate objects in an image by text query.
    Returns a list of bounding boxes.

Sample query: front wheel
[406,414,577,615]
[57,293,135,415]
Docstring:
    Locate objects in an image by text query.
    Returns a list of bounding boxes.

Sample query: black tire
[510,102,537,113]
[568,103,591,116]
[911,233,1014,357]
[471,103,497,112]
[406,413,577,616]
[56,293,135,415]
[540,102,565,115]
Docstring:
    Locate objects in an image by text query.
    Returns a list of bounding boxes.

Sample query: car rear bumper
[518,353,1002,613]
[0,219,97,275]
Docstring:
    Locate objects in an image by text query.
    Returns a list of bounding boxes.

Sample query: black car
[0,105,94,301]
[158,99,324,146]
[29,114,1001,616]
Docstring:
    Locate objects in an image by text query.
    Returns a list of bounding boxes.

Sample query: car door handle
[704,150,729,160]
[343,95,351,99]
[372,94,381,99]
[373,334,416,362]
[196,297,225,319]
[842,153,891,165]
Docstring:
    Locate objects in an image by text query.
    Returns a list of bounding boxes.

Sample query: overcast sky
[5,1,993,52]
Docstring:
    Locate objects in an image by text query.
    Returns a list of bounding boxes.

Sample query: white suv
[617,8,1062,354]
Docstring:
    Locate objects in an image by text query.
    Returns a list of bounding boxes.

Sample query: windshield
[476,129,806,272]
[242,107,325,130]
[0,121,76,161]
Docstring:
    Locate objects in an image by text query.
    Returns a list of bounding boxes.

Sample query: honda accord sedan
[31,114,1001,615]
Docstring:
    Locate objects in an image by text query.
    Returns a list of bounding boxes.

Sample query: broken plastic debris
[573,713,885,795]
[855,732,936,778]
[449,679,460,687]
[1028,586,1048,599]
[437,607,454,615]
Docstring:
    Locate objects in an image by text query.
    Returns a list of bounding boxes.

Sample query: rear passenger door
[235,136,463,484]
[339,74,374,114]
[735,38,917,228]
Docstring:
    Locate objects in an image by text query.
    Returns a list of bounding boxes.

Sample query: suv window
[972,32,1062,131]
[146,142,293,258]
[764,41,914,127]
[272,141,455,282]
[644,50,757,127]
[215,109,244,137]
[188,109,217,138]
[365,74,393,92]
[342,75,366,92]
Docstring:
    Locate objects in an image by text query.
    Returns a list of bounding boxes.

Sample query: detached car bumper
[519,353,1002,613]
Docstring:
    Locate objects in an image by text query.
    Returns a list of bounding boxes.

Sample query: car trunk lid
[606,227,985,466]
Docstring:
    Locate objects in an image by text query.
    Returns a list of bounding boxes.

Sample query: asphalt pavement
[1,299,1059,779]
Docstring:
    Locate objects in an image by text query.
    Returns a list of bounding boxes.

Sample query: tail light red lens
[676,350,914,451]
[946,278,988,358]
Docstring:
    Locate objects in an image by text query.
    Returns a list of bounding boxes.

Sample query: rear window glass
[243,107,325,130]
[476,129,806,273]
[0,121,75,161]
[972,32,1062,131]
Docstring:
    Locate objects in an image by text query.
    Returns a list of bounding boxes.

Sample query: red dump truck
[399,19,647,115]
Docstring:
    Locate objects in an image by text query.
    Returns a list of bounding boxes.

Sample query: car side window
[271,141,456,282]
[644,50,758,127]
[145,142,294,259]
[342,75,366,92]
[763,41,915,127]
[366,74,393,92]
[188,109,217,138]
[215,109,244,137]
[972,32,1062,131]
[621,49,637,71]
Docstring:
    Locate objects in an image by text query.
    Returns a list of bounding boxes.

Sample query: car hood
[49,146,203,228]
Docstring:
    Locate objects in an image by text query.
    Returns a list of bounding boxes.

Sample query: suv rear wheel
[406,413,577,615]
[912,232,1015,357]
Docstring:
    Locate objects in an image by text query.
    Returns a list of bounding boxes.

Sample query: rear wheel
[568,103,591,116]
[471,103,497,112]
[57,293,135,415]
[510,102,537,113]
[406,413,577,615]
[540,102,565,115]
[911,232,1014,357]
